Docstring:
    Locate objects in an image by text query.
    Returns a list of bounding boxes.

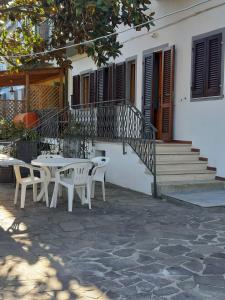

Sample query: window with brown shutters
[72,75,80,106]
[142,53,154,127]
[192,32,222,99]
[89,71,97,104]
[115,62,126,101]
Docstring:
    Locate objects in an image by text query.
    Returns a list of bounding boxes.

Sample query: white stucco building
[67,0,225,195]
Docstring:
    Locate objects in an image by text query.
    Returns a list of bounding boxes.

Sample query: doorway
[142,46,175,142]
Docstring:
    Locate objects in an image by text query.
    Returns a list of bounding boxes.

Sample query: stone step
[157,169,216,182]
[156,161,208,172]
[156,180,225,196]
[156,152,199,162]
[156,144,193,153]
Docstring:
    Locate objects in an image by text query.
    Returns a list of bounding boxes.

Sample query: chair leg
[33,184,37,202]
[68,187,74,212]
[44,183,49,207]
[91,181,95,198]
[20,185,27,209]
[51,182,59,208]
[58,184,63,197]
[14,183,19,205]
[102,181,106,201]
[87,184,92,210]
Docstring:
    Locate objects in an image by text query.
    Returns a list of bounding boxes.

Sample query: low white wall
[92,141,153,195]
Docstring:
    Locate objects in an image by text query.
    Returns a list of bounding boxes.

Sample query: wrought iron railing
[69,100,157,196]
[0,99,157,196]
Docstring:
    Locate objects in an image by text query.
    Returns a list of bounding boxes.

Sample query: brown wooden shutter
[192,38,206,98]
[206,33,222,97]
[142,53,154,127]
[97,68,105,103]
[108,64,116,101]
[115,62,126,101]
[72,75,80,106]
[89,71,97,104]
[160,45,175,142]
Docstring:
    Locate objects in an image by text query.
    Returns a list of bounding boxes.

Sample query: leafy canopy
[0,0,154,69]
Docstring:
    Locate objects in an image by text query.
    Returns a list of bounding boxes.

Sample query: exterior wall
[69,0,225,178]
[93,141,153,195]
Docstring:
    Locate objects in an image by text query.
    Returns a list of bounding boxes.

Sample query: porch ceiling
[0,67,64,87]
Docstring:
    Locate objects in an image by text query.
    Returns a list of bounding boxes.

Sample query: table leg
[37,167,51,202]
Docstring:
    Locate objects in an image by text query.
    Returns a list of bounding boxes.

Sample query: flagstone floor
[0,183,225,300]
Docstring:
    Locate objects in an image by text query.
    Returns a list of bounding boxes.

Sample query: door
[142,46,175,141]
[159,46,175,141]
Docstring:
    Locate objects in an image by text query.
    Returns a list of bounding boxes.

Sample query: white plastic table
[0,154,24,166]
[31,157,90,207]
[31,157,90,168]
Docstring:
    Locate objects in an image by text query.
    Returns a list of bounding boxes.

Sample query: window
[81,74,90,105]
[192,32,223,99]
[127,60,136,104]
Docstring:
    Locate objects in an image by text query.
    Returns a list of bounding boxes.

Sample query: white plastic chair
[13,164,49,208]
[90,157,110,201]
[52,162,93,212]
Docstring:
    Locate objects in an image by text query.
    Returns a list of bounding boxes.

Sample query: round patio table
[31,157,89,168]
[0,154,24,166]
[31,157,91,207]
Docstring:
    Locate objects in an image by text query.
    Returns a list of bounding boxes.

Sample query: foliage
[63,120,89,158]
[0,118,38,141]
[0,0,154,69]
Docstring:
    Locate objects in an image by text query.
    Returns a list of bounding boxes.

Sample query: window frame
[80,69,92,105]
[191,28,225,102]
[126,56,137,105]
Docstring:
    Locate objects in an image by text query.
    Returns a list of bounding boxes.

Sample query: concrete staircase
[148,142,225,197]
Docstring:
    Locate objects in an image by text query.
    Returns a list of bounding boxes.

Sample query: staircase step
[156,180,225,196]
[157,169,216,182]
[156,161,207,172]
[156,152,199,162]
[156,144,192,153]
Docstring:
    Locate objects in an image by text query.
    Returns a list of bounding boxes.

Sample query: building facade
[67,0,225,194]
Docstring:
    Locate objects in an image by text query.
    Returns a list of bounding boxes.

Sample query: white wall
[69,0,225,178]
[93,141,153,195]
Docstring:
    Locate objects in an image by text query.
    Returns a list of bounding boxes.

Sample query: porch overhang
[0,67,64,87]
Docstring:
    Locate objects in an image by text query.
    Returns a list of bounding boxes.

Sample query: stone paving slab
[164,189,225,207]
[0,183,225,299]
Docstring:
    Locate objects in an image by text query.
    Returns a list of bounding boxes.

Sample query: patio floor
[0,183,225,300]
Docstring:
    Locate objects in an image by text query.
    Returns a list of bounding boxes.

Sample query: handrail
[23,99,158,197]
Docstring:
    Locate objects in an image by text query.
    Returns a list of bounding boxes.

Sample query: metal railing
[31,99,157,196]
[0,99,157,196]
[69,100,157,196]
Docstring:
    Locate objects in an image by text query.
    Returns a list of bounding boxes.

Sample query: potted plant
[63,120,89,158]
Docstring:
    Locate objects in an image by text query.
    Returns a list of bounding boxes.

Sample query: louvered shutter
[97,68,105,103]
[89,71,97,104]
[192,38,206,98]
[115,62,126,101]
[142,53,154,128]
[160,46,175,142]
[108,64,116,101]
[206,33,222,97]
[72,75,80,106]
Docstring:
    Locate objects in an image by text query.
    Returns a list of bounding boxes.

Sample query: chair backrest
[61,162,93,186]
[91,156,110,167]
[38,154,63,159]
[14,165,23,182]
[91,157,110,180]
[13,164,32,183]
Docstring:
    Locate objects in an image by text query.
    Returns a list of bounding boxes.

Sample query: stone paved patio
[1,183,225,300]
